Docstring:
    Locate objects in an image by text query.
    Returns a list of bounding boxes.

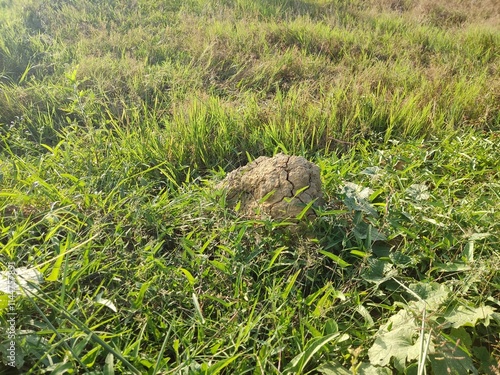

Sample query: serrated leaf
[368,309,423,369]
[360,166,382,177]
[361,259,396,285]
[341,182,378,217]
[343,182,373,200]
[389,252,412,267]
[353,221,387,241]
[444,304,495,328]
[409,282,450,310]
[406,184,430,201]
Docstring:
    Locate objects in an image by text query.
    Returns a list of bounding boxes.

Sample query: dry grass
[366,0,500,27]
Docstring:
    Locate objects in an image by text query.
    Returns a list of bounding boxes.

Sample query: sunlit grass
[0,0,499,373]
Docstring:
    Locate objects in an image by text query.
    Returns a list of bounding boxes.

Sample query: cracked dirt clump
[218,153,323,219]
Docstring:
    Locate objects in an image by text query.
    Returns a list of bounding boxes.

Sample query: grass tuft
[1,0,499,373]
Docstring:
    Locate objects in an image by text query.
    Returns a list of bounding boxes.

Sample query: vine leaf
[368,309,425,372]
[444,304,496,328]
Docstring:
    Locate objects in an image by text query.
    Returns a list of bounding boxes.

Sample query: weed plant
[0,0,499,373]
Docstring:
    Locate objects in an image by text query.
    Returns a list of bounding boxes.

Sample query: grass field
[1,0,499,373]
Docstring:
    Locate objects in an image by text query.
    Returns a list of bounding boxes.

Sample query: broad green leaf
[360,166,382,178]
[429,343,477,375]
[444,304,495,328]
[343,182,373,200]
[389,252,412,267]
[361,259,395,285]
[409,282,451,310]
[463,241,474,262]
[325,319,338,335]
[449,327,472,350]
[473,346,498,374]
[210,260,227,272]
[368,309,424,370]
[353,221,386,241]
[341,182,378,217]
[0,335,25,368]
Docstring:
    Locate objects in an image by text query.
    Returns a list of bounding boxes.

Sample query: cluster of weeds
[1,0,499,162]
[1,128,499,373]
[1,0,499,373]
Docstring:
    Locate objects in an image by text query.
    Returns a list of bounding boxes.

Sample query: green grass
[1,0,499,373]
